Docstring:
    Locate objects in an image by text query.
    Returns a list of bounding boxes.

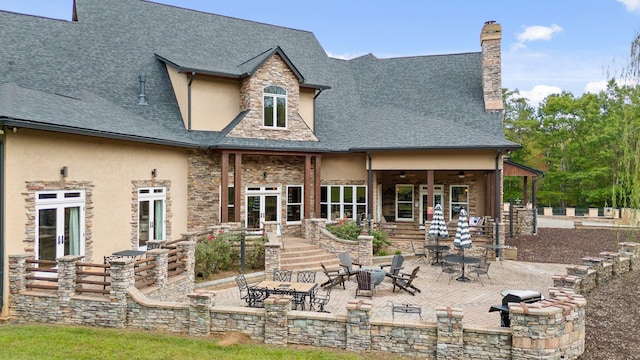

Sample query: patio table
[255,280,317,310]
[444,254,480,282]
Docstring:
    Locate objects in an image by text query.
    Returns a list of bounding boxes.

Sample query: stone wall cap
[346,299,372,311]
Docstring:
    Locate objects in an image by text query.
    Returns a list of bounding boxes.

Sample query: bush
[326,220,391,256]
[246,236,267,270]
[194,232,240,278]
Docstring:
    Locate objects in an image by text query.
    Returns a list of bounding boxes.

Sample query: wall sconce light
[0,129,4,135]
[399,171,406,179]
[12,127,17,133]
[263,171,267,179]
[60,166,68,178]
[458,171,465,179]
[152,169,157,178]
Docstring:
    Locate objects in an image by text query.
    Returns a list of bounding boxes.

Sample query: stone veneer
[10,240,639,359]
[230,54,318,142]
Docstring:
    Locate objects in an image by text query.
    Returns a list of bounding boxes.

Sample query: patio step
[280,238,341,272]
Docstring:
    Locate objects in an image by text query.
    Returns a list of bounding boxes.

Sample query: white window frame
[449,185,469,220]
[395,184,414,222]
[286,185,303,224]
[263,85,287,129]
[34,190,86,268]
[320,185,367,222]
[138,187,166,250]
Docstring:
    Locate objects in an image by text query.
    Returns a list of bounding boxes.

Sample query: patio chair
[380,254,404,278]
[389,266,421,296]
[310,286,332,312]
[296,270,317,283]
[320,263,347,289]
[273,269,292,282]
[247,286,267,308]
[235,274,251,305]
[355,270,376,298]
[411,242,428,264]
[339,252,362,280]
[471,259,492,286]
[437,261,459,284]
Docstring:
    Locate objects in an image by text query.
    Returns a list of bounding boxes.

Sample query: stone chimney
[480,21,503,111]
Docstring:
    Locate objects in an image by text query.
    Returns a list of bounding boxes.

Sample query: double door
[246,187,280,232]
[419,185,444,224]
[35,191,85,268]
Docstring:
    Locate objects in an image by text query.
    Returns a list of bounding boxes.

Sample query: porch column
[427,170,434,222]
[304,155,312,219]
[221,151,229,223]
[314,155,322,218]
[234,153,242,222]
[523,176,529,205]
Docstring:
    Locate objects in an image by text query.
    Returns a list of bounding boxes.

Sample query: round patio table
[360,267,386,285]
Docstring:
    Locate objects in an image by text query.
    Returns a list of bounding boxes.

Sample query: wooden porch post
[234,153,242,223]
[427,170,434,222]
[523,176,529,205]
[314,156,322,218]
[221,152,229,223]
[304,155,312,219]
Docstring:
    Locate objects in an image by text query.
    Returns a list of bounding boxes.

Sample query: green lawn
[0,324,402,360]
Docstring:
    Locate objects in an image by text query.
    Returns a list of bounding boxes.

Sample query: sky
[1,0,639,106]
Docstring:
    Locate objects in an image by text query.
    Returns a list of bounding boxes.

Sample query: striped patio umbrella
[453,208,472,250]
[428,204,449,238]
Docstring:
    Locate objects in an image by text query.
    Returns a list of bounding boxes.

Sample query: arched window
[263,85,287,128]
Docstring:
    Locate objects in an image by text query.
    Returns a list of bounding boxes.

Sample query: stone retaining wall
[9,238,640,359]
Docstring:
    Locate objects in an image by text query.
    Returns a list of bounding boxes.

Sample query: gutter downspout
[495,149,501,255]
[0,140,4,312]
[313,90,324,133]
[367,152,373,229]
[187,72,195,131]
[532,177,539,234]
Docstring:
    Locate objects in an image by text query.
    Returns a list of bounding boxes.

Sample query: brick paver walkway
[207,258,568,328]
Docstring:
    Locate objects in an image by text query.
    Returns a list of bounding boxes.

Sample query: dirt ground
[507,228,640,360]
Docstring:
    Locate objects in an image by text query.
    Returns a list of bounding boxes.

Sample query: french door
[395,184,414,222]
[35,191,85,269]
[138,187,166,250]
[246,186,280,232]
[419,184,444,224]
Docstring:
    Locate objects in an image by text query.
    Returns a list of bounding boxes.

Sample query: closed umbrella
[453,208,472,280]
[427,204,448,265]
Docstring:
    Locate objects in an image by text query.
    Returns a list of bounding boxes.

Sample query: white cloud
[617,0,640,14]
[326,51,367,60]
[520,85,562,107]
[584,80,608,94]
[511,24,563,51]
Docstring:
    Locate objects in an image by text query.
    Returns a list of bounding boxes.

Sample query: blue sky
[1,0,639,106]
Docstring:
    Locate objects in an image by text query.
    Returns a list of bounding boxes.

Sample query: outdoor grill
[489,290,543,327]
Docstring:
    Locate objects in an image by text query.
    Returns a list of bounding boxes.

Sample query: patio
[206,258,568,328]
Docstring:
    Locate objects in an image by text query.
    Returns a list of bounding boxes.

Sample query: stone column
[582,257,605,286]
[57,255,83,302]
[146,239,166,250]
[8,254,30,295]
[264,295,292,345]
[599,251,622,276]
[264,234,281,279]
[109,257,136,328]
[357,235,373,266]
[345,299,372,352]
[619,242,639,271]
[436,306,464,359]
[147,248,169,288]
[177,241,196,287]
[188,290,215,336]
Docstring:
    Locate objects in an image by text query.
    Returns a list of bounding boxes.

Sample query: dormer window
[263,85,287,128]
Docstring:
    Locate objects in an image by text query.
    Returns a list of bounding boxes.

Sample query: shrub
[194,232,240,278]
[246,236,267,270]
[326,219,360,240]
[369,228,391,255]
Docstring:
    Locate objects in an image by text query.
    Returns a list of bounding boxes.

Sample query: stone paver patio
[205,258,568,328]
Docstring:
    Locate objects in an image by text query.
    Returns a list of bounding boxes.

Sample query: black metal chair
[310,286,332,312]
[389,266,421,296]
[320,263,347,289]
[296,270,317,283]
[471,259,492,286]
[355,270,376,298]
[437,261,459,284]
[411,242,428,264]
[235,274,251,305]
[273,269,292,282]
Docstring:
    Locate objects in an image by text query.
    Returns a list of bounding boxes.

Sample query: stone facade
[480,21,503,111]
[232,54,318,142]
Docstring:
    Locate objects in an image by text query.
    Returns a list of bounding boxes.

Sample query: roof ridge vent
[138,74,148,105]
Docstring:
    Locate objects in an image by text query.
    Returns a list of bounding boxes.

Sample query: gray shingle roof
[0,0,519,152]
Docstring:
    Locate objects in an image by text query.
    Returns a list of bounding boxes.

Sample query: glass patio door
[246,187,280,231]
[395,184,414,221]
[419,185,444,224]
[138,187,166,250]
[35,191,85,270]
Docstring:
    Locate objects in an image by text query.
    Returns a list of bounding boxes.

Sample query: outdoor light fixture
[152,169,157,178]
[263,171,267,179]
[458,171,465,179]
[399,171,406,178]
[60,166,68,178]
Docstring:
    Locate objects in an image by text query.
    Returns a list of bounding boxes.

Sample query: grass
[0,324,389,360]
